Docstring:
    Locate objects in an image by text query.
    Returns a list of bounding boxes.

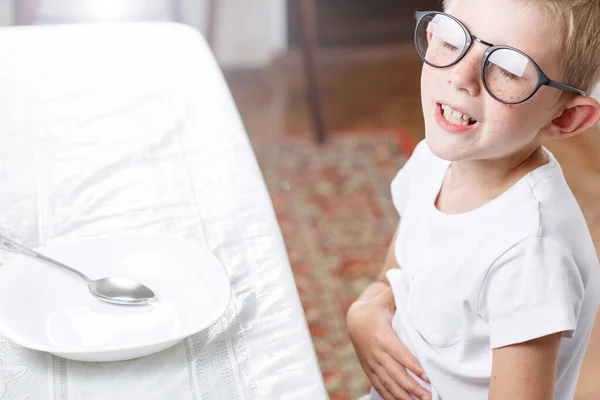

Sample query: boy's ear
[547,95,600,139]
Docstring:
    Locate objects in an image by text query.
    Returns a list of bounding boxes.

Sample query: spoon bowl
[90,277,155,305]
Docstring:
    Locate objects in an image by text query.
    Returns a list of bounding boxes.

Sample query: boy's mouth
[438,103,477,126]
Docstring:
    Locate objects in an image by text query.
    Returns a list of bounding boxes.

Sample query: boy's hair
[442,0,600,96]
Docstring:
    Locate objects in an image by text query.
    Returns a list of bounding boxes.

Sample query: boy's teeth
[441,104,474,126]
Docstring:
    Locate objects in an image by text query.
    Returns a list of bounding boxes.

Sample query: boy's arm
[488,333,561,400]
[355,225,400,303]
[347,223,431,400]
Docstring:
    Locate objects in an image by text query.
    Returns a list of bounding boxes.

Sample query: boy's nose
[448,47,483,97]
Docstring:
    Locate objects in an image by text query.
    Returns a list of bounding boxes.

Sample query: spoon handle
[0,235,91,283]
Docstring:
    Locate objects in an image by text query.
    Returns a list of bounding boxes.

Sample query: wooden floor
[223,45,600,399]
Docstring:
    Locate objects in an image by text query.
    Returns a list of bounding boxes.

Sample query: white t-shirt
[377,140,600,400]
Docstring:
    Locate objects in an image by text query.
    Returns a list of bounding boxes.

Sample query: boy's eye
[500,69,518,80]
[442,41,460,51]
[485,62,520,81]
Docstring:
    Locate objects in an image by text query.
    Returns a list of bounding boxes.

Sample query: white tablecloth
[0,22,327,400]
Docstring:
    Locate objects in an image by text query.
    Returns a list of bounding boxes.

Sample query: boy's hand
[347,287,431,400]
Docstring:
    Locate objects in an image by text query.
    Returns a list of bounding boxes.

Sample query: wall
[181,0,287,68]
[0,0,287,68]
[0,0,11,25]
[592,85,600,103]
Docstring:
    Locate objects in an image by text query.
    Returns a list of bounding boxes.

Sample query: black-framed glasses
[414,11,587,104]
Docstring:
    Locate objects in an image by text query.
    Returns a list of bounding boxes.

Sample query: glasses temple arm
[547,80,587,97]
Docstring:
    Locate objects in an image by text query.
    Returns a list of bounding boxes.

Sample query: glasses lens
[483,48,539,103]
[415,13,468,67]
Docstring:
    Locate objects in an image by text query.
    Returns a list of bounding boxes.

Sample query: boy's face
[421,0,564,162]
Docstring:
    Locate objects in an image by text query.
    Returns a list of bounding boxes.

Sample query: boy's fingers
[381,353,432,400]
[375,367,413,400]
[370,375,396,400]
[380,327,427,380]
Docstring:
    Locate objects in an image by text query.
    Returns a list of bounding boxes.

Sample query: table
[0,22,327,399]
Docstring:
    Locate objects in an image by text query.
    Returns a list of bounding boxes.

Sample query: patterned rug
[252,131,411,400]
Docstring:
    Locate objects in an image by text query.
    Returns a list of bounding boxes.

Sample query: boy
[347,0,600,399]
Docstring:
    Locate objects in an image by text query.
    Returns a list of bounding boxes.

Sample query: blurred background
[2,1,600,399]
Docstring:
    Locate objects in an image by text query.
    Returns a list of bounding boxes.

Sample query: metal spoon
[0,235,154,306]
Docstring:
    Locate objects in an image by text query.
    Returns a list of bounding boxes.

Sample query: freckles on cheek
[421,65,441,89]
[486,105,526,150]
[421,67,431,89]
[503,103,534,132]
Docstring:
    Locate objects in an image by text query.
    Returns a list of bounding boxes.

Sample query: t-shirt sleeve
[478,236,585,349]
[391,139,427,216]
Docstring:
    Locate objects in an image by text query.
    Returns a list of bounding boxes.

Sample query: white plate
[0,235,231,362]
